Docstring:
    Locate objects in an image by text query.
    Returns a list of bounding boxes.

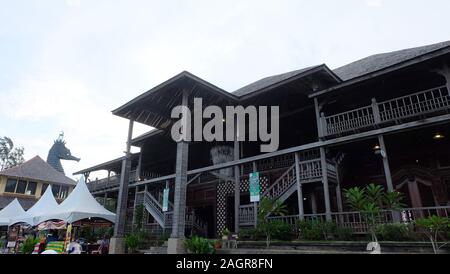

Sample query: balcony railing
[322,85,450,136]
[87,170,137,192]
[267,206,450,234]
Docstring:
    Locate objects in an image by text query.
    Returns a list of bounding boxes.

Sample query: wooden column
[252,161,258,228]
[137,149,143,181]
[294,153,305,220]
[378,135,394,192]
[113,119,134,238]
[314,98,324,138]
[320,147,332,221]
[103,192,108,206]
[335,166,344,213]
[171,91,189,239]
[234,118,241,233]
[311,191,318,214]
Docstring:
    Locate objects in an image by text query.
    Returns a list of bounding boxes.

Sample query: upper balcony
[320,85,450,138]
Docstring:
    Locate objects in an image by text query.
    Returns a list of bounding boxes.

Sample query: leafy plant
[297,219,323,241]
[184,236,214,254]
[221,228,230,238]
[238,228,264,241]
[375,223,412,241]
[344,184,406,243]
[20,236,39,254]
[415,216,449,254]
[133,204,144,232]
[124,233,141,253]
[257,198,288,247]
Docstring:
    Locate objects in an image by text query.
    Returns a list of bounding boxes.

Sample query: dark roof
[232,65,339,97]
[333,40,450,81]
[130,129,164,147]
[0,156,76,186]
[309,40,450,98]
[73,153,140,175]
[0,196,36,210]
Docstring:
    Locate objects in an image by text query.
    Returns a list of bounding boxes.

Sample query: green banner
[162,188,169,212]
[249,172,260,202]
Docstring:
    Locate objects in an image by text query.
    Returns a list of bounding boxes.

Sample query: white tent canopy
[0,199,26,226]
[36,176,116,224]
[9,186,59,226]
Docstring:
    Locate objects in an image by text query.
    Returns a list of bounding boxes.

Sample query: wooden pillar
[137,149,143,181]
[314,98,324,138]
[234,118,241,233]
[378,135,394,192]
[113,119,133,238]
[294,153,305,220]
[320,147,332,220]
[103,192,108,206]
[171,91,189,240]
[252,161,258,228]
[311,191,318,214]
[335,166,344,213]
[371,98,381,124]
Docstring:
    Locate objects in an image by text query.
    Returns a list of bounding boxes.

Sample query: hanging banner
[63,224,72,253]
[162,188,169,212]
[249,172,260,202]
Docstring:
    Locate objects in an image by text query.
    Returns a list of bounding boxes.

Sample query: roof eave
[309,46,450,99]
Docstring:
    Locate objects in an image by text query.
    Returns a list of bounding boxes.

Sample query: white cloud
[65,0,81,7]
[366,0,384,7]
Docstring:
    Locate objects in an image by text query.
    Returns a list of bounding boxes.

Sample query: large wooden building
[75,40,450,253]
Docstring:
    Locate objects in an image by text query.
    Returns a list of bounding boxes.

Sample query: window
[52,185,61,197]
[5,179,17,193]
[15,180,27,194]
[41,183,49,196]
[26,181,37,195]
[59,186,69,199]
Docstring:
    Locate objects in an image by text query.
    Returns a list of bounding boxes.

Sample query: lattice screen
[215,175,269,235]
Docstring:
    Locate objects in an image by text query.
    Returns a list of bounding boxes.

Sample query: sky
[1,0,450,179]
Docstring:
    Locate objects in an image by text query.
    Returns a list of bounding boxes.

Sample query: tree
[344,184,405,242]
[257,198,288,248]
[415,216,449,254]
[0,137,25,171]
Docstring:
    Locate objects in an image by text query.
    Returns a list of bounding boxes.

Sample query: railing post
[320,147,332,221]
[252,161,258,228]
[294,153,305,220]
[371,98,381,124]
[320,113,327,137]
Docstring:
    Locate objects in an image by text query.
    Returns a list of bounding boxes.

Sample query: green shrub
[269,220,294,241]
[184,236,214,254]
[375,223,412,241]
[238,228,264,241]
[334,227,354,241]
[124,233,141,253]
[297,220,323,241]
[20,236,39,254]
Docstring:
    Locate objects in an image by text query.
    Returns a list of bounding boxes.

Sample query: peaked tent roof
[9,185,59,226]
[36,176,116,224]
[0,199,26,226]
[0,156,76,186]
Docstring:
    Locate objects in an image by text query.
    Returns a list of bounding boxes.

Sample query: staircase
[239,157,337,226]
[139,190,207,236]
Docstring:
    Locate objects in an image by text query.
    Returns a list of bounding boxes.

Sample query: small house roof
[0,156,77,186]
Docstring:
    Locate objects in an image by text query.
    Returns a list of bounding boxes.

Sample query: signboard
[162,187,169,212]
[63,224,72,253]
[249,172,260,202]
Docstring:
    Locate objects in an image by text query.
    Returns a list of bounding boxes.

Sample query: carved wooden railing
[238,204,256,226]
[268,206,450,234]
[322,85,450,136]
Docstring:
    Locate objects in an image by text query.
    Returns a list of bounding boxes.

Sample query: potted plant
[222,228,230,240]
[213,239,222,250]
